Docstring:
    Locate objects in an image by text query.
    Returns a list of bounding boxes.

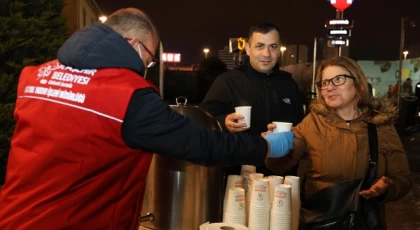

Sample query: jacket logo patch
[283,98,291,104]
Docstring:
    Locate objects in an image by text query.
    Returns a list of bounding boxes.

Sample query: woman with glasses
[265,56,412,229]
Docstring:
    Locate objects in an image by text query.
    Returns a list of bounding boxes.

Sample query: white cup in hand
[235,106,251,129]
[273,121,292,133]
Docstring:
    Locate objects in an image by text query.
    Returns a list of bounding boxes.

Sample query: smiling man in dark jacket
[201,21,304,175]
[201,21,304,135]
[0,8,295,230]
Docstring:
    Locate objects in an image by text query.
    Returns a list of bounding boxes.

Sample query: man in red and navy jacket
[0,8,294,230]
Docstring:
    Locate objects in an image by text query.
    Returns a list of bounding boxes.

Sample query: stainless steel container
[140,97,224,230]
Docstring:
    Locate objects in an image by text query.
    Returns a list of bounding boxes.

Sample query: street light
[403,50,409,60]
[203,48,209,59]
[397,17,416,111]
[99,16,107,23]
[280,46,287,52]
[280,46,287,66]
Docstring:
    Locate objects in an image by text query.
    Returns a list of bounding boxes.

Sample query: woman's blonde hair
[315,56,370,109]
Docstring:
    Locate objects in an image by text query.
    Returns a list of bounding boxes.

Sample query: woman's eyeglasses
[316,75,355,90]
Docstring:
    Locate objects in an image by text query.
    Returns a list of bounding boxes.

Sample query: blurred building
[62,0,102,34]
[218,46,236,69]
[282,44,309,66]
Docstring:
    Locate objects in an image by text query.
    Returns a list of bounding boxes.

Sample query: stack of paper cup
[248,179,270,230]
[224,188,246,225]
[235,106,252,129]
[268,176,284,206]
[223,175,243,220]
[284,176,301,230]
[246,173,264,223]
[247,173,264,199]
[241,165,256,192]
[273,121,293,133]
[270,184,292,230]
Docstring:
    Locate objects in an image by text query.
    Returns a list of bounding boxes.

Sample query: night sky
[95,0,420,65]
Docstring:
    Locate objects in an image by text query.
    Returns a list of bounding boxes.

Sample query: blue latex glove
[264,131,294,158]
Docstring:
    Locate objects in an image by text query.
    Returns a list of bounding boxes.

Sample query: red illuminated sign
[162,53,181,63]
[330,0,353,12]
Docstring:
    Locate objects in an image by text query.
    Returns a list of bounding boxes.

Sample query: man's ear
[245,43,251,56]
[127,38,137,47]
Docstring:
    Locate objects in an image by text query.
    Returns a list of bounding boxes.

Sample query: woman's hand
[359,176,392,199]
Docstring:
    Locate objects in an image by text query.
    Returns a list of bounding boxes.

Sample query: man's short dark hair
[248,21,280,40]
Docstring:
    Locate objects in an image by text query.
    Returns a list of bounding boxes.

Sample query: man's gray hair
[104,8,158,40]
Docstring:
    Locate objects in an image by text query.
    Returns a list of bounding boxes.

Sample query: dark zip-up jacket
[201,61,304,136]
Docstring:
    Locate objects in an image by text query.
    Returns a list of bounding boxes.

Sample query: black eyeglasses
[316,74,355,90]
[125,38,158,68]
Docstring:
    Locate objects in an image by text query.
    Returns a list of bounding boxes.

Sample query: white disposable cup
[284,176,301,202]
[271,211,293,228]
[240,165,256,176]
[240,165,256,192]
[271,211,292,220]
[273,121,293,133]
[223,175,243,214]
[250,179,270,207]
[248,206,270,227]
[235,106,252,129]
[224,213,246,225]
[272,184,292,213]
[224,175,243,197]
[269,175,284,203]
[226,188,246,216]
[245,173,264,224]
[247,173,264,203]
[247,173,264,189]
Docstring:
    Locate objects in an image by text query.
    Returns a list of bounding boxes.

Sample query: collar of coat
[310,97,398,125]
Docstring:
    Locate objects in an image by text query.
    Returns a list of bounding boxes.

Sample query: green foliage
[0,0,69,184]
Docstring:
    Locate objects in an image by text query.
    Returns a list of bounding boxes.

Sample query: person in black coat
[201,21,304,176]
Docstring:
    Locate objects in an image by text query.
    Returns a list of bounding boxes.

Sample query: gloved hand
[264,131,294,158]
